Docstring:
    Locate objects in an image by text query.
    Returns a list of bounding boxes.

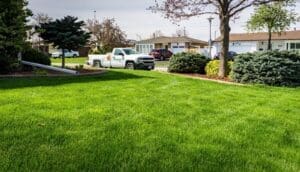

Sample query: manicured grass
[0,70,299,171]
[51,57,87,64]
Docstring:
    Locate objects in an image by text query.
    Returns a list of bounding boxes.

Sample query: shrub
[75,64,84,71]
[232,51,300,86]
[0,49,19,74]
[22,47,51,71]
[205,60,233,78]
[168,52,210,74]
[0,57,13,74]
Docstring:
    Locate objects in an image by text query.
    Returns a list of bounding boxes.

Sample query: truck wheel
[93,60,101,68]
[125,62,135,70]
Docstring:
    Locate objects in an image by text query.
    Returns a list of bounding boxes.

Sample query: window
[150,45,154,50]
[289,42,300,50]
[114,49,123,55]
[290,43,296,49]
[123,49,138,55]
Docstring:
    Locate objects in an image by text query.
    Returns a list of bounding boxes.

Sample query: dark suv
[149,49,173,61]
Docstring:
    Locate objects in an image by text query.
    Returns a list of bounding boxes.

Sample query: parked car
[88,48,155,70]
[149,49,173,61]
[214,51,237,60]
[51,49,79,58]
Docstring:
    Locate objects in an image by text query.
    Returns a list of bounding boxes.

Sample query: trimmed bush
[205,60,233,78]
[232,51,300,86]
[22,47,51,71]
[168,52,210,74]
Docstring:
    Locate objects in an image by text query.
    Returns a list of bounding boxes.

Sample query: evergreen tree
[40,16,90,68]
[0,0,31,74]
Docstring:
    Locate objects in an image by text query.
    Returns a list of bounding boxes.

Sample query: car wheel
[125,62,135,70]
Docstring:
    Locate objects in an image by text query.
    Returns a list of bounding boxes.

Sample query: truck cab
[88,48,155,70]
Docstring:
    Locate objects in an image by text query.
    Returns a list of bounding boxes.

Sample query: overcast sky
[28,0,300,41]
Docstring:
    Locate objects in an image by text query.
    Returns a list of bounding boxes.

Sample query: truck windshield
[123,49,138,55]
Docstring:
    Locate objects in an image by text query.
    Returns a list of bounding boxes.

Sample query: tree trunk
[62,49,65,68]
[219,15,230,78]
[267,29,272,50]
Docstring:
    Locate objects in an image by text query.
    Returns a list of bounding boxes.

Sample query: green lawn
[51,57,87,64]
[0,70,299,171]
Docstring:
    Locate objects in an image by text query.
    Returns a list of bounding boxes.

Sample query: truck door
[111,49,124,67]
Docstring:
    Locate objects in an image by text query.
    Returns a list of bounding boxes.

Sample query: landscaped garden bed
[0,69,106,77]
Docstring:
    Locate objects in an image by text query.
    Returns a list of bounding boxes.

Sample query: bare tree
[86,18,127,52]
[173,27,188,37]
[150,0,287,78]
[151,30,164,38]
[33,13,53,25]
[30,13,53,51]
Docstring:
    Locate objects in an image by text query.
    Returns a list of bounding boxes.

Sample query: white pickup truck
[88,48,155,70]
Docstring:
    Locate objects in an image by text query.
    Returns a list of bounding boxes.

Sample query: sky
[27,0,300,41]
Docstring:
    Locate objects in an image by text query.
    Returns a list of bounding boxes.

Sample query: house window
[289,42,300,50]
[290,43,296,49]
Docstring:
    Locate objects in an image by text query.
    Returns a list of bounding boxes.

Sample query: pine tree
[0,0,31,74]
[40,16,91,68]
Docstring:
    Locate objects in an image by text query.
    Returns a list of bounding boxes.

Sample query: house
[135,36,208,54]
[213,30,300,54]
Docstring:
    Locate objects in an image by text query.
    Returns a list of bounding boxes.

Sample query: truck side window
[114,49,122,55]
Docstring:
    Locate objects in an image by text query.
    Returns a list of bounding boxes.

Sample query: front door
[111,49,124,68]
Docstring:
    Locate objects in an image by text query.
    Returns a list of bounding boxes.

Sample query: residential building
[135,36,208,54]
[213,30,300,54]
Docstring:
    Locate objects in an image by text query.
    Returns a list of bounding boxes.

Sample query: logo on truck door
[106,54,111,61]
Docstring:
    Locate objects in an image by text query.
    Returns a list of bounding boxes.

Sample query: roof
[137,36,208,45]
[214,30,300,42]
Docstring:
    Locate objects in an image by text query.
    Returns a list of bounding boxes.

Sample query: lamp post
[208,17,214,58]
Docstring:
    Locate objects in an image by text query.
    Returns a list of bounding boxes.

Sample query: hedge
[168,52,210,74]
[22,47,51,71]
[232,51,300,86]
[205,60,233,78]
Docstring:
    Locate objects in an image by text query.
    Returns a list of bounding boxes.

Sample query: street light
[208,17,214,58]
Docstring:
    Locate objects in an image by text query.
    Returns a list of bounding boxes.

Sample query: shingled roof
[214,30,300,42]
[137,36,208,45]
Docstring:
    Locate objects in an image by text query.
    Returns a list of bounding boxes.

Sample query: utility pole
[208,17,214,59]
[93,10,98,49]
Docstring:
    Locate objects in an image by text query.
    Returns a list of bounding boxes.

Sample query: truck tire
[93,60,102,68]
[125,62,135,70]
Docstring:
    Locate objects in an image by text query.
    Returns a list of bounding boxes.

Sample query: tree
[29,13,53,52]
[150,0,287,78]
[247,2,298,50]
[151,30,164,38]
[40,16,90,68]
[0,0,32,74]
[173,27,188,37]
[85,18,127,53]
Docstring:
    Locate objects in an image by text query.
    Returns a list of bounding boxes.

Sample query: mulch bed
[167,72,244,85]
[182,73,233,82]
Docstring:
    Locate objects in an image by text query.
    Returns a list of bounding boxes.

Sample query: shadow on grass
[0,70,153,90]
